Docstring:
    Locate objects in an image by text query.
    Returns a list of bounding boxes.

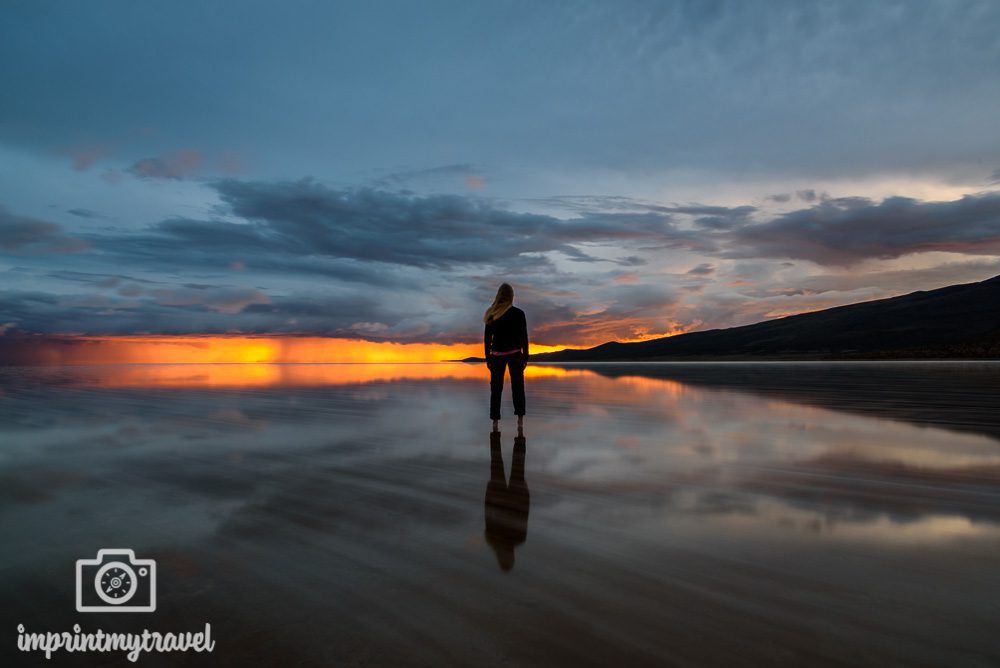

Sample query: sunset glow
[2,335,569,366]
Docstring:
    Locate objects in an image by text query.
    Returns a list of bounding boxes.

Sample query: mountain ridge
[519,274,1000,362]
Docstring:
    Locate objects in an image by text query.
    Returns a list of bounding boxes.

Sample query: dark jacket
[484,306,529,358]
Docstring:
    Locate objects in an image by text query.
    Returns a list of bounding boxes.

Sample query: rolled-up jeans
[488,351,526,420]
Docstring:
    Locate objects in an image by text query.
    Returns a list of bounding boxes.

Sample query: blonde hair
[483,283,514,324]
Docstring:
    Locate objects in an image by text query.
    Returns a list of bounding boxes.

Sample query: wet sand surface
[2,362,999,666]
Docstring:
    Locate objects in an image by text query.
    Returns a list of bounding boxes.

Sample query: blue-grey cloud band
[2,180,1000,343]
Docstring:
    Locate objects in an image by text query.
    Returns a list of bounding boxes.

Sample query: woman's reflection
[484,427,530,572]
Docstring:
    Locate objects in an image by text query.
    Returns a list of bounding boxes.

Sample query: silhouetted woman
[483,283,529,432]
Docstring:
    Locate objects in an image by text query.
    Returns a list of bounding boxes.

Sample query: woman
[483,283,529,432]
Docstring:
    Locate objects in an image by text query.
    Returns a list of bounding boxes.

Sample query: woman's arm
[521,311,529,359]
[484,323,492,360]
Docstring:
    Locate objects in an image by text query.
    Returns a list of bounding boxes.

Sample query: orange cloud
[613,272,640,284]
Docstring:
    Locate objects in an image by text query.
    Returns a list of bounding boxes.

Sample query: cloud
[534,195,755,220]
[348,321,389,335]
[0,287,393,337]
[127,149,203,179]
[687,263,715,276]
[726,192,1000,265]
[203,178,697,268]
[148,286,270,314]
[86,222,422,289]
[43,270,157,287]
[0,208,89,254]
[518,282,686,346]
[766,190,821,204]
[67,208,100,218]
[5,179,1000,345]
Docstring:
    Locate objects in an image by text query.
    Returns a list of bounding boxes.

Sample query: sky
[2,0,1000,360]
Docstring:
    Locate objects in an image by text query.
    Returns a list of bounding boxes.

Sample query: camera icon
[76,549,157,613]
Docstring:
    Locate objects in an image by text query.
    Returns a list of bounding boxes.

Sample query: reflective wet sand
[2,362,999,666]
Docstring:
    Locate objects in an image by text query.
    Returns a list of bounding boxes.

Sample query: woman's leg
[489,357,505,422]
[510,353,526,419]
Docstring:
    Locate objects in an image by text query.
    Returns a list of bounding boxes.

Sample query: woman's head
[494,283,513,303]
[483,282,514,324]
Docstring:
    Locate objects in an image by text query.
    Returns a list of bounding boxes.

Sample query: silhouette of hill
[531,274,1000,361]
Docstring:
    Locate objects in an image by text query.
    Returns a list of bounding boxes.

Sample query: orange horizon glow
[3,335,572,366]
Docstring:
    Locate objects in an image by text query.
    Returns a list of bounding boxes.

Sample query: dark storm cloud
[726,192,1000,265]
[201,179,692,267]
[765,191,821,204]
[44,270,158,288]
[796,189,820,203]
[0,208,88,254]
[89,220,413,288]
[691,207,755,231]
[533,195,754,219]
[0,287,394,337]
[650,205,749,217]
[533,195,756,238]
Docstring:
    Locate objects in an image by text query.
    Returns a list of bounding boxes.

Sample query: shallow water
[2,362,999,666]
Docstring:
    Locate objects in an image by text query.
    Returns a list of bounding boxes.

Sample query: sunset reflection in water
[1,362,999,665]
